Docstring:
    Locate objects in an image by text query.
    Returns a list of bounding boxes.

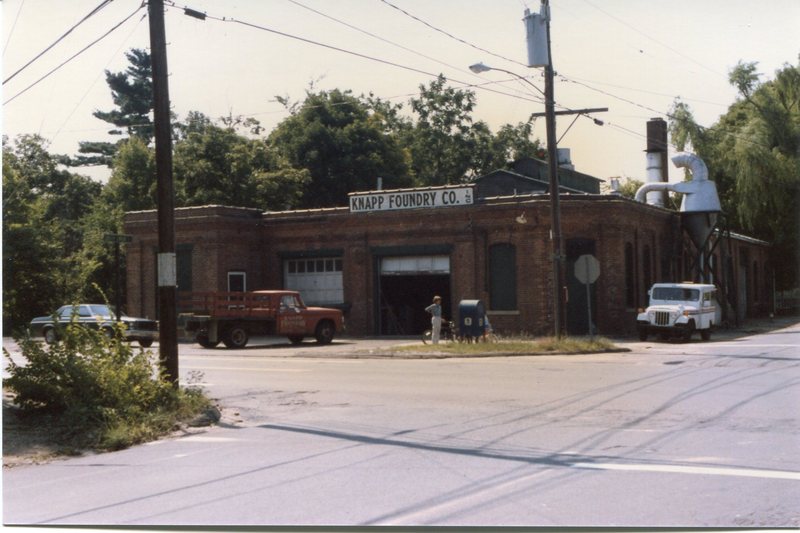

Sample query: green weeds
[395,335,620,356]
[4,320,211,452]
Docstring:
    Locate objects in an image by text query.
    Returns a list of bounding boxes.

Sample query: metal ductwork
[635,152,721,249]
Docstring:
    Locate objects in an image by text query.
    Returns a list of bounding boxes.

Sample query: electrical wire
[3,0,114,85]
[286,0,477,81]
[51,11,148,145]
[163,1,546,106]
[3,4,146,106]
[577,0,728,80]
[378,0,529,70]
[3,0,27,56]
[372,0,764,150]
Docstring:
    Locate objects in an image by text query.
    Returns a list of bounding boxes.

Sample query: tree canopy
[669,58,800,289]
[268,89,412,208]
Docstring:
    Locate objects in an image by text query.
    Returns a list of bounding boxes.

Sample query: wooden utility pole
[541,0,565,339]
[148,0,178,385]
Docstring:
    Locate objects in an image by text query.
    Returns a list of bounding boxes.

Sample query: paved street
[3,322,799,527]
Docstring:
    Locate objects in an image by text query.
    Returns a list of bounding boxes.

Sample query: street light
[468,62,546,97]
[469,60,564,338]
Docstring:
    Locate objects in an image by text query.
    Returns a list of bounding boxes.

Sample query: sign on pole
[574,254,600,336]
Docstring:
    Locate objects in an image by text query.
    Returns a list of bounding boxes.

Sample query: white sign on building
[349,186,474,213]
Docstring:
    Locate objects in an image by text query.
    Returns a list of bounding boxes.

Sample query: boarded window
[625,242,635,308]
[489,243,517,310]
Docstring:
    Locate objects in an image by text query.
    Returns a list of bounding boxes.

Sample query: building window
[753,261,759,303]
[177,245,193,292]
[489,243,517,310]
[228,271,246,292]
[625,242,635,308]
[642,244,652,298]
[285,257,343,305]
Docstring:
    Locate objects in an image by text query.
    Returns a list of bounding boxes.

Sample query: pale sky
[2,0,798,185]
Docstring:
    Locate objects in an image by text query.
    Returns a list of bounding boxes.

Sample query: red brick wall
[124,196,771,337]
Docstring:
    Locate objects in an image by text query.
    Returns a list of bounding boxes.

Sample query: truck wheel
[700,328,711,341]
[139,339,154,348]
[637,328,648,341]
[197,334,220,348]
[682,321,695,342]
[288,335,304,345]
[315,320,335,344]
[223,326,249,349]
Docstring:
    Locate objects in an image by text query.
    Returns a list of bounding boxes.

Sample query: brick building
[123,157,772,337]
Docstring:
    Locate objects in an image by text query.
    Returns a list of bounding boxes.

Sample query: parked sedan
[29,304,159,347]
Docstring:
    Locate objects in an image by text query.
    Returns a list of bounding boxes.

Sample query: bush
[3,320,211,451]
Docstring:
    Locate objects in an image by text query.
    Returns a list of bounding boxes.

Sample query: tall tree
[103,137,157,212]
[268,89,411,208]
[407,75,477,185]
[2,135,103,331]
[174,112,308,210]
[72,49,154,167]
[468,120,542,177]
[670,59,800,289]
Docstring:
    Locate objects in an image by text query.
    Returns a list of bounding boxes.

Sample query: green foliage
[2,135,106,332]
[395,336,618,355]
[669,59,800,288]
[175,112,271,208]
[268,89,412,208]
[4,322,210,451]
[408,75,477,185]
[67,49,154,168]
[103,137,157,211]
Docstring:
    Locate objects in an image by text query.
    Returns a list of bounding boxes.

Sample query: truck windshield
[652,288,700,301]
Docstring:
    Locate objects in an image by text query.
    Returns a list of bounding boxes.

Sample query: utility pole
[148,0,178,385]
[526,1,606,338]
[528,0,565,339]
[542,11,563,338]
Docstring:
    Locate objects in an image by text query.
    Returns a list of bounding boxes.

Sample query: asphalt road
[3,323,799,527]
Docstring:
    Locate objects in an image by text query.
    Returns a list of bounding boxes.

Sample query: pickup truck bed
[179,290,344,348]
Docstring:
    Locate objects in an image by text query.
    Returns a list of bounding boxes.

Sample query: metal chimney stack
[645,118,669,207]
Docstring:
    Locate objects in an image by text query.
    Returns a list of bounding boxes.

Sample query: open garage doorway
[379,256,451,335]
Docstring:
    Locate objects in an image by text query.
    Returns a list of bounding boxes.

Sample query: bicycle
[421,320,456,344]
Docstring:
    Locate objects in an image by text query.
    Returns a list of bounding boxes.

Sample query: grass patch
[394,335,620,356]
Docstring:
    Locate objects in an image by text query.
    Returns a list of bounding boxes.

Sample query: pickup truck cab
[181,290,344,349]
[636,282,720,341]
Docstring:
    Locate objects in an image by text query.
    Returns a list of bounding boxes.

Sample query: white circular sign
[575,254,600,284]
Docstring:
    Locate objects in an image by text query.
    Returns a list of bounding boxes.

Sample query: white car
[636,283,721,341]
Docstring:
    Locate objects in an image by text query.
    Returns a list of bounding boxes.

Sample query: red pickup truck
[180,290,344,349]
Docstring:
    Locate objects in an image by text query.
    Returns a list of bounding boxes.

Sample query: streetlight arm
[468,62,546,98]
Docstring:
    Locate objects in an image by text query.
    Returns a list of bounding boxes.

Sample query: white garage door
[381,255,450,275]
[285,257,343,305]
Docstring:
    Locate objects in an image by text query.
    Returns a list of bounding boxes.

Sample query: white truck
[636,282,721,341]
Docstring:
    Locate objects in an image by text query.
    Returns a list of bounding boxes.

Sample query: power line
[577,0,728,80]
[51,11,148,145]
[286,0,478,81]
[163,1,546,106]
[378,0,528,69]
[3,0,115,85]
[3,4,146,106]
[560,73,729,108]
[3,0,27,56]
